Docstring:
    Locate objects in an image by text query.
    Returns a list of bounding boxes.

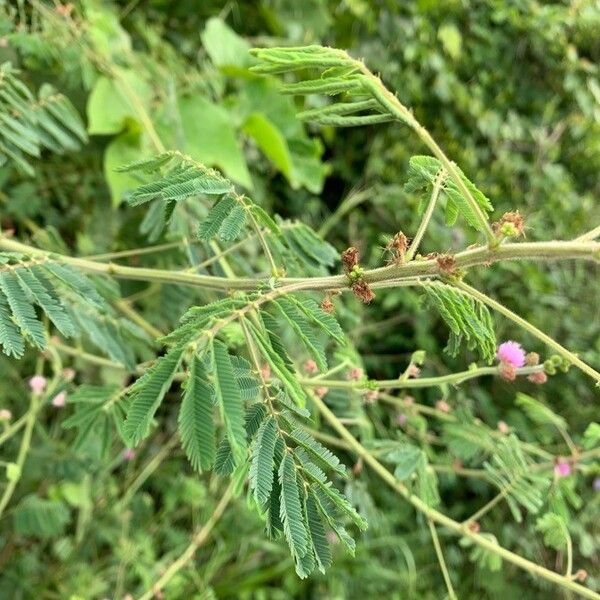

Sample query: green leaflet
[424,283,496,363]
[214,403,267,476]
[0,271,46,350]
[15,267,76,338]
[246,319,308,408]
[305,493,332,573]
[404,155,493,230]
[123,345,186,445]
[197,195,245,241]
[0,294,25,358]
[271,298,327,371]
[179,356,216,472]
[211,339,247,462]
[483,435,550,523]
[0,63,87,176]
[515,393,567,430]
[286,428,346,477]
[279,453,310,574]
[249,417,278,506]
[536,512,569,550]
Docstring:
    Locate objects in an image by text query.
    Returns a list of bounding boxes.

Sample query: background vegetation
[0,1,598,599]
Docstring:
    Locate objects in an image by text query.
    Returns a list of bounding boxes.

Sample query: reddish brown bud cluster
[385,232,409,265]
[493,211,525,238]
[436,253,457,274]
[341,247,360,271]
[351,280,376,304]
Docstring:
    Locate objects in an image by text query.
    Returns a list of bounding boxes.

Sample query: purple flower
[396,413,408,426]
[496,341,526,368]
[122,448,136,461]
[28,375,47,395]
[554,460,571,478]
[593,477,600,492]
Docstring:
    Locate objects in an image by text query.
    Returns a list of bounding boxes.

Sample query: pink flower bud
[554,460,571,478]
[326,531,339,545]
[62,367,76,382]
[314,387,329,399]
[527,371,547,384]
[0,409,12,421]
[497,420,509,434]
[403,395,415,406]
[122,448,136,461]
[498,363,517,381]
[28,375,47,395]
[51,392,67,407]
[346,367,363,381]
[362,390,379,404]
[435,399,451,413]
[406,364,421,378]
[303,359,319,375]
[260,363,271,380]
[496,341,526,368]
[396,413,408,426]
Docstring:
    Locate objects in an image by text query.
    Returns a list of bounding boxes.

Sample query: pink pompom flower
[554,459,571,478]
[51,392,67,407]
[28,375,47,395]
[122,448,136,461]
[496,341,526,368]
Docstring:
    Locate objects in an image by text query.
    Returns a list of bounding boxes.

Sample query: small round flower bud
[524,352,539,366]
[527,371,547,384]
[467,520,480,533]
[51,392,67,407]
[499,363,517,381]
[314,387,329,399]
[435,399,451,413]
[574,569,588,582]
[122,448,136,461]
[363,390,379,404]
[406,364,421,378]
[320,297,334,313]
[550,355,562,367]
[260,363,271,380]
[396,413,408,426]
[303,359,319,375]
[554,459,572,478]
[403,395,415,406]
[341,247,359,272]
[0,409,12,421]
[497,420,509,434]
[28,375,47,396]
[347,367,364,381]
[593,477,600,492]
[62,367,76,382]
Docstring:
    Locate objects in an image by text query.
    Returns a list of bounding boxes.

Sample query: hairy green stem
[310,392,600,600]
[405,174,443,262]
[300,365,544,390]
[1,235,597,293]
[427,517,458,600]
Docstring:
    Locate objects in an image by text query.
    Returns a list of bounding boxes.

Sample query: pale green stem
[405,174,443,262]
[0,235,597,293]
[245,201,279,275]
[427,517,458,600]
[360,72,497,245]
[309,392,600,600]
[451,280,600,384]
[86,240,188,261]
[574,224,600,242]
[465,489,509,525]
[300,365,544,390]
